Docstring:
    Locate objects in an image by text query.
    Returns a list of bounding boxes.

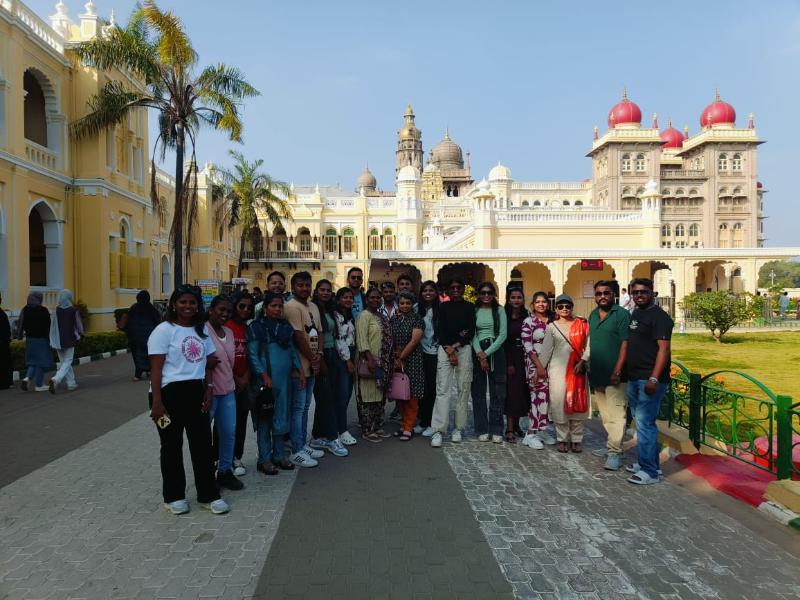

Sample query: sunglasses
[350,275,363,279]
[555,303,573,310]
[479,290,494,296]
[594,291,613,297]
[631,289,652,296]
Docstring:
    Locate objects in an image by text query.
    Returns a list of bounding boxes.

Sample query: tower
[396,104,423,176]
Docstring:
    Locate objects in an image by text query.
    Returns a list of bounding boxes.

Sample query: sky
[27,0,800,246]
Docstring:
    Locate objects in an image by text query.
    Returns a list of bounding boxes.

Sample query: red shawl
[564,318,589,414]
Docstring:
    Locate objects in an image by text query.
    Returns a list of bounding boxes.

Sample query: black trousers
[233,387,251,460]
[419,352,438,427]
[155,380,220,504]
[471,349,507,436]
[0,342,12,389]
[312,348,339,440]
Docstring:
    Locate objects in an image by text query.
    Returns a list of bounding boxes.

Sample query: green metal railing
[661,362,796,480]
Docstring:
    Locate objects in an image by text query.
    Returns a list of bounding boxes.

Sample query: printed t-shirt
[226,320,249,378]
[627,304,673,382]
[207,325,235,395]
[283,298,321,376]
[147,322,216,388]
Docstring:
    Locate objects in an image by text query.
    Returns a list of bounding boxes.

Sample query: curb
[12,348,129,382]
[756,500,800,531]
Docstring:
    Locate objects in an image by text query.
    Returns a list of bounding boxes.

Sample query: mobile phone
[157,415,171,429]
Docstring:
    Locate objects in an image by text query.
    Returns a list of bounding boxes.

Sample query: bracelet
[647,376,659,384]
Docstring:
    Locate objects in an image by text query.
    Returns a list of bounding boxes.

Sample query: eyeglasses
[594,291,613,297]
[479,290,494,296]
[555,303,573,310]
[631,289,652,296]
[350,275,363,280]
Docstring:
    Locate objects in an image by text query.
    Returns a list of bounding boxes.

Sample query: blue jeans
[290,374,316,453]
[627,380,668,479]
[210,392,236,473]
[334,353,354,435]
[257,418,285,465]
[26,365,44,387]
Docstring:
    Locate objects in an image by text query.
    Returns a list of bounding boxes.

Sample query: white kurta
[538,320,590,424]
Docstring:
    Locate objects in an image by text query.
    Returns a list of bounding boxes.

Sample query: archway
[563,260,615,317]
[631,260,675,316]
[436,262,496,298]
[693,260,730,292]
[23,70,47,146]
[28,201,62,288]
[369,262,422,291]
[161,255,171,296]
[509,262,555,300]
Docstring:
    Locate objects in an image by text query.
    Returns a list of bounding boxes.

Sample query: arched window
[382,227,395,251]
[718,223,729,248]
[689,188,698,197]
[675,188,685,197]
[23,70,47,147]
[675,223,685,237]
[369,228,380,254]
[662,188,671,197]
[324,227,338,254]
[636,186,645,197]
[661,224,671,237]
[342,226,355,254]
[273,226,287,255]
[562,200,570,206]
[732,153,742,172]
[574,200,583,206]
[297,227,312,253]
[622,186,631,197]
[718,153,728,172]
[689,223,699,237]
[732,222,744,248]
[635,153,646,172]
[621,153,632,173]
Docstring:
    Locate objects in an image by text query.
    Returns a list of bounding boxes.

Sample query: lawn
[671,331,800,399]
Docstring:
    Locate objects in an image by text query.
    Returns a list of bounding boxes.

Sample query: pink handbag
[388,369,411,401]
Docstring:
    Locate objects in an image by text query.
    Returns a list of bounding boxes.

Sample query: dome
[607,88,642,128]
[430,129,464,170]
[397,165,420,182]
[700,91,736,128]
[356,166,377,191]
[659,121,685,150]
[423,161,440,173]
[399,104,420,140]
[476,178,490,192]
[488,162,512,181]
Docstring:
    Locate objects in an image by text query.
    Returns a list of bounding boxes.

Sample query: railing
[660,169,706,179]
[660,362,796,479]
[242,250,321,261]
[2,0,65,54]
[511,181,591,190]
[496,209,642,224]
[423,207,473,222]
[325,197,356,208]
[367,198,396,209]
[28,286,60,309]
[25,140,57,170]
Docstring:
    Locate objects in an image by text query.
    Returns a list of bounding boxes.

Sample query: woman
[48,289,84,394]
[390,291,425,441]
[247,292,303,474]
[309,280,348,457]
[206,295,244,491]
[355,287,393,442]
[472,282,508,443]
[416,281,439,436]
[537,294,590,453]
[226,291,253,476]
[0,293,11,390]
[520,291,554,449]
[122,290,161,381]
[148,285,228,515]
[17,291,52,392]
[333,287,357,445]
[503,287,529,442]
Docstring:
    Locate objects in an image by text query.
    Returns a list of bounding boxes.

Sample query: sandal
[376,429,392,438]
[505,431,517,443]
[274,459,295,471]
[627,470,660,485]
[257,462,279,476]
[364,432,382,443]
[557,442,569,453]
[571,443,582,453]
[399,431,412,441]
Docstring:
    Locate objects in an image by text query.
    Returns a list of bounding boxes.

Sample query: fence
[660,361,798,479]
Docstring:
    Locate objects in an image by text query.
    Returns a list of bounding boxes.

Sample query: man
[620,287,634,312]
[379,281,398,320]
[587,281,630,471]
[283,271,325,468]
[429,278,476,448]
[346,267,367,320]
[397,274,414,294]
[779,291,790,318]
[625,278,673,485]
[267,271,290,300]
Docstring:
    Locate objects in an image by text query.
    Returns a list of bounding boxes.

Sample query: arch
[662,188,671,197]
[522,200,531,207]
[371,262,422,291]
[675,187,685,197]
[718,223,730,248]
[160,255,172,295]
[635,153,646,172]
[28,200,63,288]
[689,223,699,237]
[118,217,133,255]
[382,227,395,251]
[341,226,355,254]
[24,70,48,146]
[732,153,742,172]
[324,226,338,255]
[661,224,672,237]
[296,227,312,253]
[574,200,583,206]
[563,261,616,317]
[694,260,732,292]
[562,200,570,206]
[621,153,632,172]
[622,186,633,197]
[675,223,685,237]
[732,222,744,248]
[630,260,674,307]
[436,262,496,297]
[718,152,728,172]
[509,262,555,299]
[272,226,286,255]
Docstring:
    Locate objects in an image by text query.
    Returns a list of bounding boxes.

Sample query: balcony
[660,169,706,179]
[243,250,322,262]
[25,140,57,171]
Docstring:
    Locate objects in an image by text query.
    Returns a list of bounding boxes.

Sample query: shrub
[10,330,128,372]
[680,291,757,342]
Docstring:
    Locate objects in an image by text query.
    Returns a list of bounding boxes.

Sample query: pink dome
[608,89,642,128]
[660,122,686,149]
[701,91,736,128]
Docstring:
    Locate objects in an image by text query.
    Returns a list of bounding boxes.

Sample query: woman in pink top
[206,295,243,491]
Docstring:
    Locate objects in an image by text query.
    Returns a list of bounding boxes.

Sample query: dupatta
[563,318,589,414]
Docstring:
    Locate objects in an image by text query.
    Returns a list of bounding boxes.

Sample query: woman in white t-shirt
[148,285,229,516]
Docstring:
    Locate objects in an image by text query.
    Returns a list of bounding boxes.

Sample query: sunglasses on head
[556,303,573,310]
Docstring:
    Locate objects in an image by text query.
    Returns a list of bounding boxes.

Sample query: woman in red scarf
[538,294,589,453]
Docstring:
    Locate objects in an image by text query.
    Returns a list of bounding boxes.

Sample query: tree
[680,291,757,342]
[212,151,293,277]
[70,1,259,288]
[758,260,800,288]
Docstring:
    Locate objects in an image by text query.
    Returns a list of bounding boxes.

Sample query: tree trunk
[173,124,185,289]
[236,229,246,278]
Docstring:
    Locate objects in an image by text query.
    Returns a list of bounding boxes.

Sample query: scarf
[27,292,44,307]
[253,317,294,349]
[563,318,589,414]
[57,289,73,309]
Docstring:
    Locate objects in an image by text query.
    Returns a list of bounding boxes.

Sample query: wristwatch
[647,376,659,384]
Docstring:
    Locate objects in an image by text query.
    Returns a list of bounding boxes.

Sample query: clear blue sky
[29,0,800,246]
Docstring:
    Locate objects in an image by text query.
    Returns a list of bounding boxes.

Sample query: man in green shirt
[587,280,630,471]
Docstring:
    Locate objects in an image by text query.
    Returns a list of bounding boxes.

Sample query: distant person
[0,292,11,390]
[396,273,414,294]
[226,292,253,476]
[503,287,529,443]
[390,290,424,441]
[379,281,399,320]
[620,287,634,312]
[416,281,440,437]
[356,287,393,442]
[520,291,555,449]
[17,291,51,392]
[120,290,161,381]
[779,291,789,317]
[267,271,290,300]
[346,267,367,320]
[48,289,84,394]
[333,287,358,445]
[472,282,508,444]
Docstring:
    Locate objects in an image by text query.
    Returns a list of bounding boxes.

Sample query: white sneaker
[491,434,503,444]
[308,438,328,450]
[326,439,349,457]
[431,432,443,448]
[303,445,325,459]
[421,427,435,438]
[522,433,544,449]
[451,430,462,443]
[232,459,246,477]
[291,451,318,468]
[164,499,190,515]
[67,384,78,391]
[201,499,230,515]
[339,431,358,446]
[478,433,490,442]
[536,430,557,446]
[413,425,424,434]
[35,386,50,392]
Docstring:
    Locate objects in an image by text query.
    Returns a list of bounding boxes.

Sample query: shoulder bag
[387,366,411,401]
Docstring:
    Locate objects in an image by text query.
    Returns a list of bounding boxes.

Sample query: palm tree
[70,1,259,288]
[213,150,293,277]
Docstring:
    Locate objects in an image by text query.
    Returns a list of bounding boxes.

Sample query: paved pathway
[1,355,799,600]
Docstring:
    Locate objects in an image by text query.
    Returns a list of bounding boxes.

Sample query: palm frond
[70,80,154,139]
[196,64,260,99]
[140,1,197,69]
[73,22,160,83]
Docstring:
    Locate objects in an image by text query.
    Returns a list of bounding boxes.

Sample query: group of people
[143,267,672,516]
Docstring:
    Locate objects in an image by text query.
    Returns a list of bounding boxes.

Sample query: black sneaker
[216,469,244,491]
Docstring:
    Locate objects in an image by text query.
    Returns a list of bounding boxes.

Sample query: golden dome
[399,103,420,140]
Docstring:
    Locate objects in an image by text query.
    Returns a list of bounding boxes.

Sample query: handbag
[388,368,411,401]
[255,385,275,418]
[357,357,376,379]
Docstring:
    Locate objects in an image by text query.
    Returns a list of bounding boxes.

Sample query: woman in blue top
[471,281,508,443]
[247,292,304,475]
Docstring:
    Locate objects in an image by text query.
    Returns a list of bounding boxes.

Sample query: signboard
[197,279,220,308]
[581,259,604,271]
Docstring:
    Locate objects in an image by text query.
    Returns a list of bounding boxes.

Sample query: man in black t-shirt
[625,278,673,486]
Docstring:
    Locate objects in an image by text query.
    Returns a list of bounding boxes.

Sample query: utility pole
[769,269,776,286]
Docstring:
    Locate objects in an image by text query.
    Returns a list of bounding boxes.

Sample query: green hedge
[10,331,128,372]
